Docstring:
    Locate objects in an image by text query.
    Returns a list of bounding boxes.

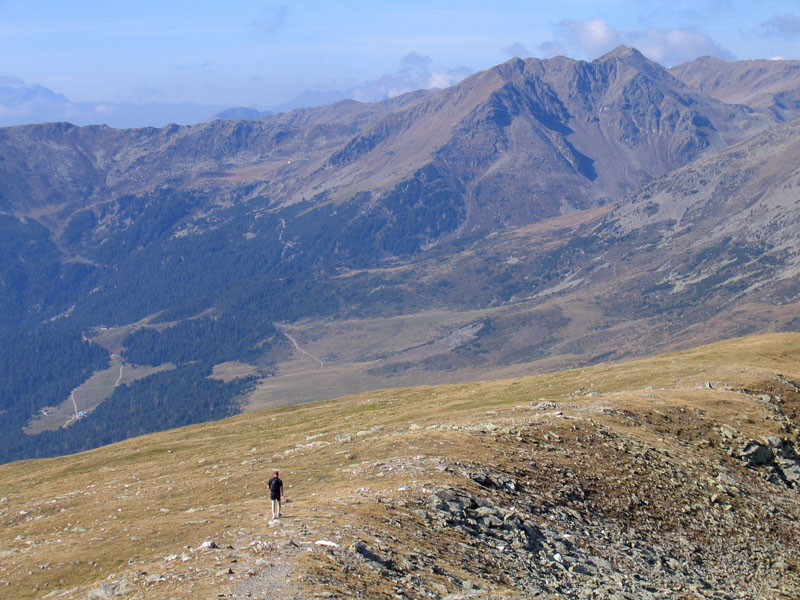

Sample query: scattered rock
[87,579,133,599]
[740,441,773,466]
[533,401,557,410]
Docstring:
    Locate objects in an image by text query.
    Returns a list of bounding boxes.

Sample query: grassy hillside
[2,333,800,599]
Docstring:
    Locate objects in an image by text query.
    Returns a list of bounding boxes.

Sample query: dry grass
[2,333,800,598]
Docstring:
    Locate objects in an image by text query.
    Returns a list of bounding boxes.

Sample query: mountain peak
[596,45,646,61]
[591,45,671,84]
[593,45,663,71]
[490,56,527,79]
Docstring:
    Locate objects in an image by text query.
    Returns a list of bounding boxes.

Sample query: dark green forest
[1,365,253,463]
[123,313,281,367]
[0,178,463,464]
[0,329,109,446]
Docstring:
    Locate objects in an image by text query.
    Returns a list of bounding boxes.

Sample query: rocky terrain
[2,333,800,599]
[671,56,800,122]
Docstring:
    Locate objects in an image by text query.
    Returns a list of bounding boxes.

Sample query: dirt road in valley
[281,330,324,370]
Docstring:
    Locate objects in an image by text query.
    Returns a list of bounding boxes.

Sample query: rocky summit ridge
[0,46,782,235]
[2,333,800,599]
[671,55,800,122]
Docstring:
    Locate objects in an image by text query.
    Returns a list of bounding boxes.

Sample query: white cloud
[637,28,734,64]
[349,52,471,102]
[560,19,624,58]
[273,52,473,111]
[428,69,462,89]
[540,18,734,66]
[757,13,800,40]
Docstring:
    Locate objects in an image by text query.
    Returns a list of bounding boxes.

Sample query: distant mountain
[211,107,272,121]
[0,47,775,235]
[671,56,800,121]
[270,89,354,113]
[2,47,800,464]
[0,80,228,128]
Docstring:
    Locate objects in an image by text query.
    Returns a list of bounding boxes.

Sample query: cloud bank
[757,13,800,40]
[348,52,472,102]
[273,52,472,112]
[540,19,734,66]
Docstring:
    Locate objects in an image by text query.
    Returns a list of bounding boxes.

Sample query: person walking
[268,470,284,521]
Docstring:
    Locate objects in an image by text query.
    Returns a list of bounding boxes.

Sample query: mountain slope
[242,115,800,410]
[1,334,799,599]
[671,56,800,122]
[597,113,800,302]
[2,48,800,464]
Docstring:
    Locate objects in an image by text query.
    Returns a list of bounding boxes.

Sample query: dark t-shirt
[268,476,283,499]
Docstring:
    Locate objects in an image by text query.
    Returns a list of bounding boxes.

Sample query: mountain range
[2,47,800,464]
[0,79,235,129]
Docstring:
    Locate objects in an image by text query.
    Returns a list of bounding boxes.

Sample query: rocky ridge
[1,47,783,236]
[1,333,799,599]
[671,56,800,122]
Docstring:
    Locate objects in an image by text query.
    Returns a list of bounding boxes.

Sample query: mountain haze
[0,80,229,129]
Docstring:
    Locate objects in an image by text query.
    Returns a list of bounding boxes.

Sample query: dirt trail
[112,354,124,386]
[281,330,324,370]
[67,392,79,422]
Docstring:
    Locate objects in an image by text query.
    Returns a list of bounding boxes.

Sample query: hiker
[268,470,284,520]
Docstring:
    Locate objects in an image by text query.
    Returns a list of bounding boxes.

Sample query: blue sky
[1,0,799,109]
